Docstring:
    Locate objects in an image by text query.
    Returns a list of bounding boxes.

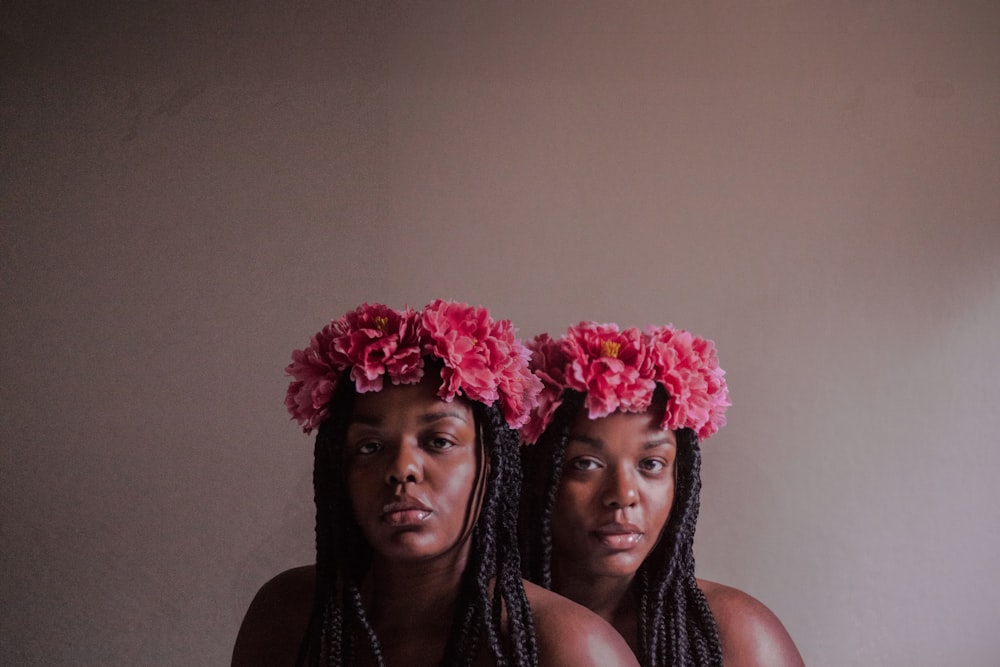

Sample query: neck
[363,546,471,631]
[553,569,638,645]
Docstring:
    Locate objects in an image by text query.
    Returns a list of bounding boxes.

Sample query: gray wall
[2,2,998,665]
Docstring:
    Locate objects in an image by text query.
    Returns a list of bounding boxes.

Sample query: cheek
[552,482,594,525]
[344,458,380,505]
[652,482,675,528]
[439,459,479,506]
[344,471,366,511]
[342,452,363,487]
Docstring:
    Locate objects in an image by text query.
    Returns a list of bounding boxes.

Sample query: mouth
[380,499,432,526]
[592,523,644,550]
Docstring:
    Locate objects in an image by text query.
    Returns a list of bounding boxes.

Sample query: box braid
[520,390,723,667]
[298,375,539,666]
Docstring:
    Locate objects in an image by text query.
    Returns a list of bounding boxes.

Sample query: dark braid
[518,391,583,587]
[482,404,538,667]
[640,428,722,667]
[300,375,539,666]
[521,392,723,667]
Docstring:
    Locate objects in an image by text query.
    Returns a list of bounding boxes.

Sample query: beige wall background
[3,2,998,665]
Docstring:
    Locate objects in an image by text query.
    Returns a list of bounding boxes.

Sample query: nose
[602,465,638,509]
[385,440,423,487]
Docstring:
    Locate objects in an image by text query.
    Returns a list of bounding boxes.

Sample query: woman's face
[550,407,677,583]
[344,376,483,565]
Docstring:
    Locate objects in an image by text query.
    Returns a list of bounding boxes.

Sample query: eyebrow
[349,409,472,427]
[420,410,471,425]
[567,433,675,450]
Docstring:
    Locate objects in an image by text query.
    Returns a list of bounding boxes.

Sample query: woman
[519,322,804,667]
[233,301,638,667]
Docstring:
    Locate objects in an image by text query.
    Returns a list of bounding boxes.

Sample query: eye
[567,457,601,472]
[355,440,382,456]
[639,458,668,473]
[426,436,456,451]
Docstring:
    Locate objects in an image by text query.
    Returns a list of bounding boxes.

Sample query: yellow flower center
[600,340,621,358]
[374,316,389,331]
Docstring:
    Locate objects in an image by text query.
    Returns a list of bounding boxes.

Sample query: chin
[372,533,439,558]
[590,552,646,579]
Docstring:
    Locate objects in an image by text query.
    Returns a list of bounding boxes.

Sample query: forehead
[570,409,676,446]
[349,378,475,426]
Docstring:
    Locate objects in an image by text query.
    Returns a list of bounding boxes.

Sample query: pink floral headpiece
[520,321,730,444]
[285,300,543,433]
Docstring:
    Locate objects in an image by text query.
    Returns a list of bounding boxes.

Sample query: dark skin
[699,580,805,667]
[233,566,641,667]
[231,565,313,666]
[233,378,638,667]
[550,407,805,667]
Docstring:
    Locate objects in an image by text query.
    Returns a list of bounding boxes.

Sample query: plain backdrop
[2,2,998,665]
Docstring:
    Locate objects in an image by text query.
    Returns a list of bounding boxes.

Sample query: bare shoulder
[698,578,805,667]
[232,565,316,667]
[523,580,640,667]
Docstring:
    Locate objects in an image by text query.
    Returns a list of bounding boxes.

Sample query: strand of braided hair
[520,390,723,667]
[299,377,539,666]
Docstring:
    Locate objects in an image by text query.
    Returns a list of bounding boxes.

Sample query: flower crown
[285,300,543,433]
[520,321,730,443]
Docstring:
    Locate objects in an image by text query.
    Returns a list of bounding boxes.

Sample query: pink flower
[521,333,570,443]
[284,322,345,432]
[333,304,424,393]
[495,342,544,430]
[285,300,540,433]
[522,321,730,443]
[285,303,425,433]
[563,322,656,419]
[421,300,541,427]
[422,300,500,403]
[646,325,730,440]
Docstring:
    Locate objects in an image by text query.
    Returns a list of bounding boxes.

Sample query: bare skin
[550,408,804,667]
[232,565,639,667]
[699,579,805,667]
[231,565,313,667]
[234,378,637,667]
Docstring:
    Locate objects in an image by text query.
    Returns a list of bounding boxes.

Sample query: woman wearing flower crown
[519,322,804,667]
[232,302,638,667]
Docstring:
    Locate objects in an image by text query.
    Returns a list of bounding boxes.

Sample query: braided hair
[520,390,722,667]
[300,372,539,666]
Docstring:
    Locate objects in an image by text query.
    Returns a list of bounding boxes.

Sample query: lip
[592,522,644,550]
[380,498,433,526]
